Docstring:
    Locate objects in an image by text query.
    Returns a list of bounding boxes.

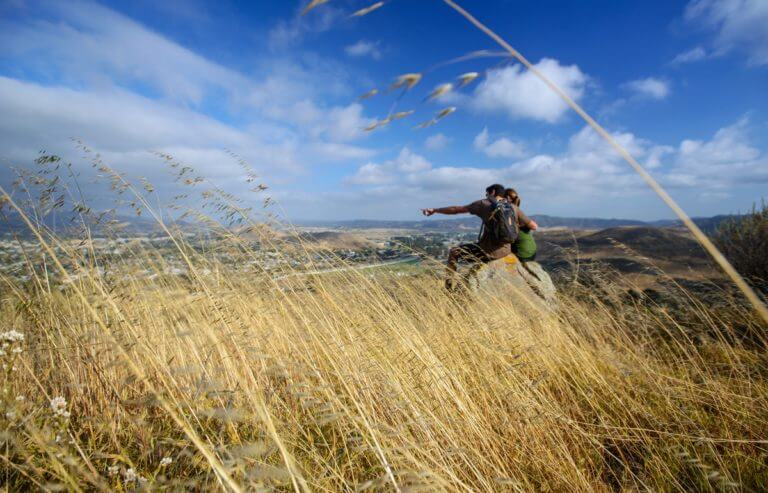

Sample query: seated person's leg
[445,243,488,290]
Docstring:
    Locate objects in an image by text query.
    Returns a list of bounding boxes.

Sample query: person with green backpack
[421,183,537,291]
[505,188,558,307]
[505,188,538,261]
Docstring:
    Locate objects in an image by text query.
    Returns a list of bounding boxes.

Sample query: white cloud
[471,58,588,123]
[344,40,381,59]
[424,133,450,151]
[311,142,376,161]
[624,77,671,100]
[0,76,296,184]
[267,3,341,50]
[685,0,768,66]
[672,117,767,187]
[346,148,431,185]
[345,162,394,186]
[0,1,358,115]
[0,1,380,179]
[344,119,768,212]
[473,128,526,159]
[0,1,247,105]
[671,46,708,64]
[256,98,374,145]
[0,77,378,179]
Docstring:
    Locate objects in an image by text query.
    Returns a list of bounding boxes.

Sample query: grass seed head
[436,106,456,119]
[391,110,414,120]
[391,73,422,90]
[352,1,384,17]
[426,83,453,101]
[301,0,330,16]
[457,71,480,87]
[358,88,378,100]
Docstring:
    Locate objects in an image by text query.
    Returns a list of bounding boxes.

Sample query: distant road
[272,255,421,281]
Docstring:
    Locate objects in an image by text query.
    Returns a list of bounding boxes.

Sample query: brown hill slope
[536,226,720,284]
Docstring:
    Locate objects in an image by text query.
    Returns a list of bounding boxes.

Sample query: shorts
[452,243,490,263]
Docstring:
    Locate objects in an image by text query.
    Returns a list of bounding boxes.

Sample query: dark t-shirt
[465,199,533,260]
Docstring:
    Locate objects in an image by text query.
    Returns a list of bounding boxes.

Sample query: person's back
[422,183,523,290]
[466,198,514,260]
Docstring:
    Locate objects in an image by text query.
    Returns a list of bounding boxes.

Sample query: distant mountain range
[0,208,738,236]
[298,214,739,233]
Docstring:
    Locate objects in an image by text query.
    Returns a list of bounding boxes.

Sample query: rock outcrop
[466,255,558,313]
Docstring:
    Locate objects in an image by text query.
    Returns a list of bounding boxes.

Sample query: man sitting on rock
[422,183,537,290]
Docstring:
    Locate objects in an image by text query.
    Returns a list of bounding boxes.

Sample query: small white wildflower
[50,396,66,410]
[50,396,70,417]
[159,456,172,467]
[5,411,15,419]
[124,468,137,482]
[1,330,24,343]
[15,395,25,401]
[12,347,22,354]
[138,476,148,485]
[107,465,120,477]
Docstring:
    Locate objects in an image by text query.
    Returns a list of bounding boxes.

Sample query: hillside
[297,214,738,232]
[534,226,721,290]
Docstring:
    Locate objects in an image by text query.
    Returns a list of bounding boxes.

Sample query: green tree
[713,202,768,294]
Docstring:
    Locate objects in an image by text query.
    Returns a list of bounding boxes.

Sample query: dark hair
[485,184,506,197]
[505,188,521,207]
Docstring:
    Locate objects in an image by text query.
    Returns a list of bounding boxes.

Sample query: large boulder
[465,255,558,313]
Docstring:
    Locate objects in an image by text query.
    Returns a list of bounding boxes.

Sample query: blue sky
[0,0,766,221]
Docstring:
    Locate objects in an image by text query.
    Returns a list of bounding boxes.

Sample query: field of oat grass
[1,178,767,491]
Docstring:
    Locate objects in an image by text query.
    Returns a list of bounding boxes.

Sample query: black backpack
[479,197,519,245]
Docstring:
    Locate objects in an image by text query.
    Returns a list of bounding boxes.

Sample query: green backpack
[513,229,537,261]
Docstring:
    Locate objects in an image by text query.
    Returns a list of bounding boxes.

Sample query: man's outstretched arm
[422,205,469,216]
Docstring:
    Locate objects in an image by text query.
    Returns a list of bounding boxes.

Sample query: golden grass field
[1,206,767,492]
[1,1,765,490]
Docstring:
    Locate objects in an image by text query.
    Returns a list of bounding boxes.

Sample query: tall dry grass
[1,171,767,491]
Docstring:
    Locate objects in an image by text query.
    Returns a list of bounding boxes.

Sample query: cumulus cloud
[424,133,450,151]
[471,58,588,123]
[672,117,767,187]
[624,77,671,100]
[346,148,431,185]
[257,95,373,143]
[344,40,382,59]
[685,0,768,66]
[671,46,708,64]
[345,118,768,210]
[473,128,526,159]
